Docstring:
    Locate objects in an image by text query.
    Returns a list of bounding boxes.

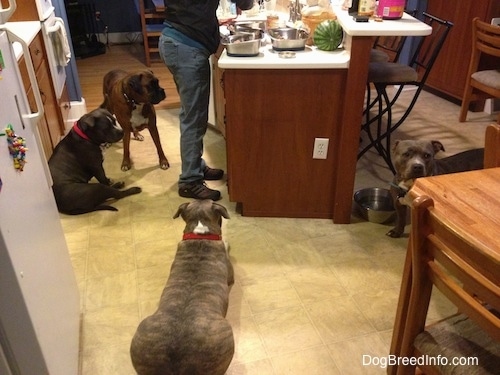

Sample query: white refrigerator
[0,7,80,375]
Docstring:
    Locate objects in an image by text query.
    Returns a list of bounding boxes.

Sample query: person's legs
[159,35,222,200]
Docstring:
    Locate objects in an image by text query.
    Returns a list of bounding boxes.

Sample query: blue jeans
[159,34,211,185]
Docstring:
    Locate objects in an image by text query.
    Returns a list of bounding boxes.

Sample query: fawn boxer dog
[130,200,233,375]
[48,108,142,214]
[387,140,484,238]
[100,69,169,171]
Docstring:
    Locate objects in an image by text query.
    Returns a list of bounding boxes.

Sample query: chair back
[397,195,500,373]
[484,123,500,168]
[371,10,417,63]
[473,17,500,61]
[409,12,454,84]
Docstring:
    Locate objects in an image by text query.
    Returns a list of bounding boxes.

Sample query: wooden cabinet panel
[212,45,226,137]
[18,31,65,160]
[224,68,347,218]
[425,0,500,101]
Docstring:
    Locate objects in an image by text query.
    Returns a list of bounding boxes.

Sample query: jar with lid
[357,0,375,16]
[377,0,406,20]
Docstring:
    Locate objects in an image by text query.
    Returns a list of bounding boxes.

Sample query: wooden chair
[459,17,500,125]
[484,123,500,168]
[138,0,165,66]
[393,195,500,375]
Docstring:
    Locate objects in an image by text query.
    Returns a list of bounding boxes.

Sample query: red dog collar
[72,121,90,141]
[182,233,222,241]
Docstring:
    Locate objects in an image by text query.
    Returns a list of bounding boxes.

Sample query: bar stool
[358,12,454,173]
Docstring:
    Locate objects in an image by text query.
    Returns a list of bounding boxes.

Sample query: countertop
[218,6,432,70]
[1,21,41,60]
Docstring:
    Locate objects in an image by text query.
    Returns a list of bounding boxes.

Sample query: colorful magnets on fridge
[5,124,28,171]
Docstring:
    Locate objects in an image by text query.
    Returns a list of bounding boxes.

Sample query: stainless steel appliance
[0,2,80,374]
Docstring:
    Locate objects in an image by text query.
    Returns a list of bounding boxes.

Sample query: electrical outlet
[313,138,329,159]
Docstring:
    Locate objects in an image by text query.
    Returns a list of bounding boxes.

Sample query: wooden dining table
[388,167,500,375]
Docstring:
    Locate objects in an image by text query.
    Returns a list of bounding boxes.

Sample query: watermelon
[313,20,343,51]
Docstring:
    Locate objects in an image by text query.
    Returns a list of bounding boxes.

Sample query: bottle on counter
[357,0,376,16]
[377,0,406,19]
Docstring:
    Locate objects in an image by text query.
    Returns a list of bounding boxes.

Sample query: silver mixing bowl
[268,27,309,51]
[353,187,396,224]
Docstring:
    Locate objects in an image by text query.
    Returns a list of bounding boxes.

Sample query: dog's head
[173,200,230,235]
[127,70,166,105]
[391,140,445,183]
[77,108,123,144]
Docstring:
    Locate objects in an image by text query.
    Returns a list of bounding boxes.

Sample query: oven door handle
[46,17,64,33]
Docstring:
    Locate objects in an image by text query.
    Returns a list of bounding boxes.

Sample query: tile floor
[60,89,495,374]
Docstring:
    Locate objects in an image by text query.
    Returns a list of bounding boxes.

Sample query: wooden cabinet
[18,32,65,161]
[212,45,226,136]
[424,0,500,102]
[223,68,347,218]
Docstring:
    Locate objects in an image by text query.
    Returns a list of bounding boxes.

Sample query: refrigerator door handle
[6,29,44,130]
[0,0,17,24]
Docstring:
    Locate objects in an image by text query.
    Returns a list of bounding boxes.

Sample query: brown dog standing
[387,140,484,238]
[100,69,169,171]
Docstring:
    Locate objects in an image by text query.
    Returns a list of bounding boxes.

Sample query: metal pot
[222,33,262,57]
[268,27,309,51]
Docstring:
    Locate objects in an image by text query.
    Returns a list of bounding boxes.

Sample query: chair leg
[459,84,473,122]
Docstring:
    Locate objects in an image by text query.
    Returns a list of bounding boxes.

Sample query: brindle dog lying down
[130,200,234,375]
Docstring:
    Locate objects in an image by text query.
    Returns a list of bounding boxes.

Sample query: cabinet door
[37,59,64,150]
[425,0,500,100]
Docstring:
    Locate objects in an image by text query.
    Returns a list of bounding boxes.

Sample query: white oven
[35,0,55,21]
[41,10,70,100]
[32,0,69,101]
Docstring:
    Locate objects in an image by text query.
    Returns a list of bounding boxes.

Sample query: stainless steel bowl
[353,187,396,224]
[227,24,265,39]
[231,20,266,31]
[268,27,309,51]
[222,33,262,57]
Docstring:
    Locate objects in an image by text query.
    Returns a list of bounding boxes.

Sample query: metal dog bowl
[268,27,309,51]
[353,187,396,224]
[222,33,262,57]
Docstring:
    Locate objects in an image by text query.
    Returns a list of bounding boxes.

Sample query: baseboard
[94,32,142,46]
[485,98,500,114]
[65,98,88,133]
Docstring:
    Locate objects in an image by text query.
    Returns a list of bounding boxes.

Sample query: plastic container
[376,0,406,20]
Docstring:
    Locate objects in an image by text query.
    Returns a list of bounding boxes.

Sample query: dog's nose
[412,164,425,176]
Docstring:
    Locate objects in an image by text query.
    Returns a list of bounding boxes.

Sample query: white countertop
[218,43,350,69]
[334,6,432,36]
[1,21,41,60]
[218,6,432,70]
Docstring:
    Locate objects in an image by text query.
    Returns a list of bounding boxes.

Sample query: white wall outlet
[313,138,329,159]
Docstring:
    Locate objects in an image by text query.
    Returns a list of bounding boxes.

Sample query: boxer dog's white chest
[130,104,148,130]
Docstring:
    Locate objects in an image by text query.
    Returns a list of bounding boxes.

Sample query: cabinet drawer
[29,33,45,72]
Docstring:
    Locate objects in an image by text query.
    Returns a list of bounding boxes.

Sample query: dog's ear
[212,202,230,220]
[128,75,144,94]
[173,202,190,219]
[431,140,445,154]
[78,112,96,131]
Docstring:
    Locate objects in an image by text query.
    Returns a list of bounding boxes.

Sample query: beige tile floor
[60,90,495,374]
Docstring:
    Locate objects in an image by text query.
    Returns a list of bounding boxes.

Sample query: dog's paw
[128,187,142,195]
[386,228,403,238]
[132,133,145,141]
[111,181,125,189]
[159,159,170,170]
[121,162,132,171]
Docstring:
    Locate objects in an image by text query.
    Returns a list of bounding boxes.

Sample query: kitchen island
[218,8,431,222]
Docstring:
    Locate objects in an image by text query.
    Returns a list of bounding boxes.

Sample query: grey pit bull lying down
[387,139,484,238]
[130,200,234,375]
[48,108,141,214]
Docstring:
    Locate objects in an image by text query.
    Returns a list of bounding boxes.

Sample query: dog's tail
[63,205,119,215]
